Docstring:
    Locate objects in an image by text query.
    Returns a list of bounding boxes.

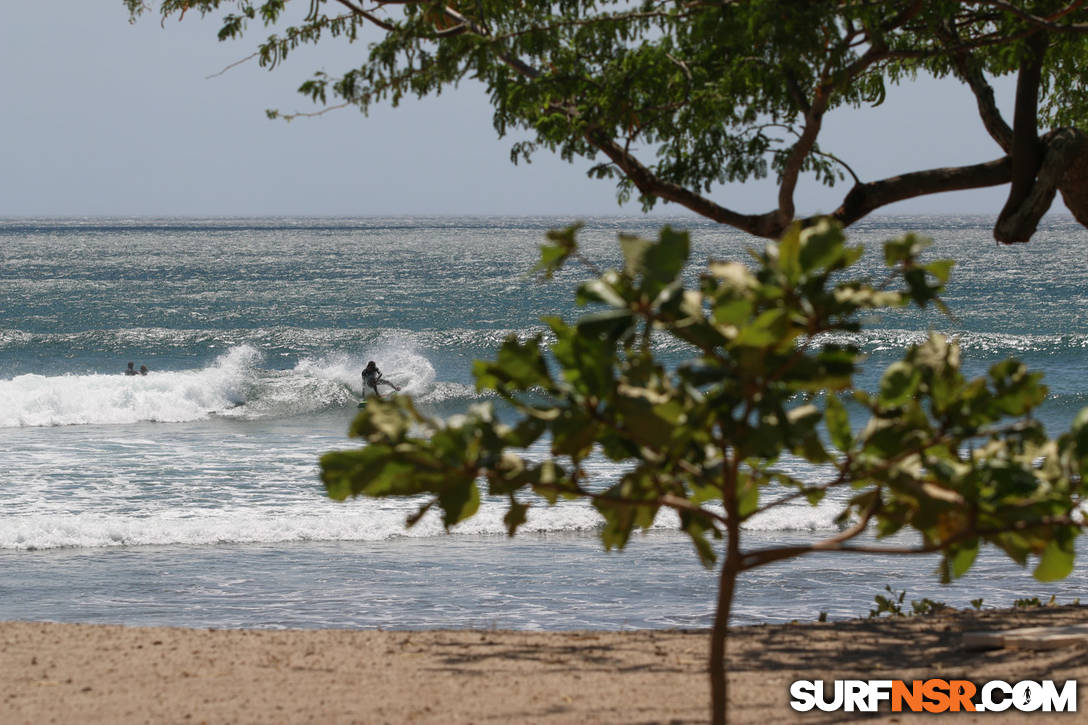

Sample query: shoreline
[3,606,1086,723]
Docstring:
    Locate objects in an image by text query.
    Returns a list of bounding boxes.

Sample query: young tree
[320,221,1087,723]
[126,1,1088,242]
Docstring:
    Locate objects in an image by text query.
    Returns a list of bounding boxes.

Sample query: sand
[3,606,1087,724]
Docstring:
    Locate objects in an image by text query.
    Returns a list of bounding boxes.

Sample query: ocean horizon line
[0,211,1077,221]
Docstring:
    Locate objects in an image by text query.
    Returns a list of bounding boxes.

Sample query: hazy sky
[0,3,1046,218]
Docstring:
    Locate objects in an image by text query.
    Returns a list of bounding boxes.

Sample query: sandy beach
[3,605,1086,724]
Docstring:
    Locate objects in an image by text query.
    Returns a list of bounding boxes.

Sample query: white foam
[0,500,604,550]
[294,346,436,399]
[0,343,479,427]
[0,491,841,550]
[743,503,841,531]
[0,346,261,427]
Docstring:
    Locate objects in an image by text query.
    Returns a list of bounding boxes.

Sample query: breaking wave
[0,344,471,428]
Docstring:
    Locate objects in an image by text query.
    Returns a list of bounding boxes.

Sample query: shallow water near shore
[3,532,1088,630]
[2,215,1087,629]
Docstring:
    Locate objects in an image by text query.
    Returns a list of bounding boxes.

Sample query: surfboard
[357,401,367,409]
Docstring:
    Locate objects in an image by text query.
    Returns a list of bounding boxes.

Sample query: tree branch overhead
[129,0,1088,241]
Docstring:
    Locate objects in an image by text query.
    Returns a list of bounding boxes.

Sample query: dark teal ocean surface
[1,215,1086,628]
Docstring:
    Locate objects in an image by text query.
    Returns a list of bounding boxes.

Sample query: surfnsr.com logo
[789,679,1077,713]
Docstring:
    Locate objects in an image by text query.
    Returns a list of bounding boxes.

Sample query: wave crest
[0,345,464,428]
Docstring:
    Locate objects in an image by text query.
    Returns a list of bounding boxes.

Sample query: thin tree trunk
[710,521,741,724]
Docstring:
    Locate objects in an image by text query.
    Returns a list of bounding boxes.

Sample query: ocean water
[1,215,1087,629]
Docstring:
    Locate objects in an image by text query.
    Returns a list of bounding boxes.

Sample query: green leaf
[506,417,547,448]
[736,473,759,518]
[551,411,598,459]
[1034,538,1075,582]
[615,393,672,448]
[708,261,757,294]
[641,226,690,295]
[825,394,853,451]
[1071,406,1088,471]
[925,259,955,284]
[596,498,641,551]
[578,276,629,308]
[883,234,932,266]
[320,449,371,500]
[679,511,719,568]
[532,224,581,279]
[777,224,802,284]
[619,234,652,278]
[798,221,843,272]
[878,361,921,407]
[536,244,568,271]
[712,298,754,327]
[475,335,552,392]
[348,399,411,441]
[948,541,978,580]
[504,501,529,537]
[437,479,481,529]
[320,445,434,499]
[577,309,635,339]
[734,308,789,347]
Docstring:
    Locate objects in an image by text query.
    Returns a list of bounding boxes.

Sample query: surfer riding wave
[362,360,400,399]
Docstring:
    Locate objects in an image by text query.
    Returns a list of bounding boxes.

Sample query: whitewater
[2,215,1087,629]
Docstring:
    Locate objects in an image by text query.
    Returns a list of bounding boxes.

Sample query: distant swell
[5,326,1088,361]
[0,326,542,355]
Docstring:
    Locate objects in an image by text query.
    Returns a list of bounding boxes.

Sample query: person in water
[125,362,138,376]
[362,360,400,399]
[139,365,149,376]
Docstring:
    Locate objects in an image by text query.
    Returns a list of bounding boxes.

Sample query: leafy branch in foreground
[321,220,1087,724]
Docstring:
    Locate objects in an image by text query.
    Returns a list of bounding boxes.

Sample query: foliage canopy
[128,0,1088,242]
